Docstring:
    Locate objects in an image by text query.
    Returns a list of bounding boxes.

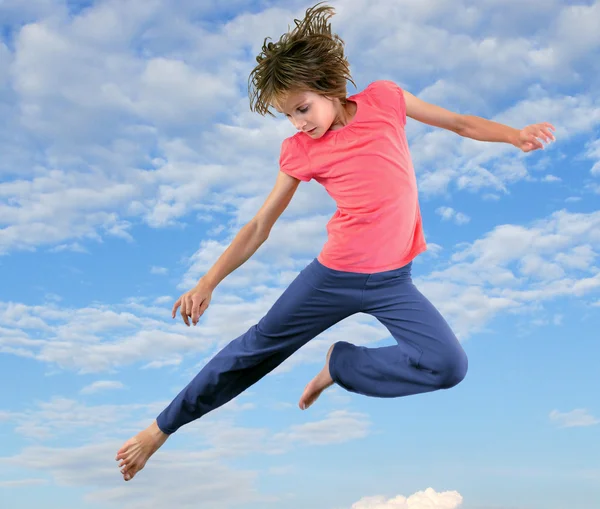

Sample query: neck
[331,99,356,131]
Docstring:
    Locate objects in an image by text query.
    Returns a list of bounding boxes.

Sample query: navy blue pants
[156,258,468,434]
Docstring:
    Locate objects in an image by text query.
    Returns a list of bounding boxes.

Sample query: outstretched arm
[403,89,556,153]
[172,171,301,326]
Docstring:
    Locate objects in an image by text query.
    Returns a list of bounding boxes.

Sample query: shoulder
[279,133,311,182]
[364,80,404,96]
[280,132,307,155]
[362,80,407,124]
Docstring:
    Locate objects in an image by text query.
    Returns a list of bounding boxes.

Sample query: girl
[116,2,555,481]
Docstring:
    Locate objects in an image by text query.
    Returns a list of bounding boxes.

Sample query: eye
[298,106,309,113]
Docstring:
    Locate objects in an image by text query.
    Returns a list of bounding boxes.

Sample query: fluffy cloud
[584,138,600,176]
[272,410,371,447]
[0,394,372,508]
[2,441,264,509]
[0,292,391,373]
[549,409,600,428]
[80,381,125,395]
[435,207,471,225]
[2,208,599,371]
[417,209,600,338]
[351,488,463,509]
[1,0,599,255]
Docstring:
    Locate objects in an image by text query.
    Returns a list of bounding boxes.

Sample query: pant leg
[156,259,365,434]
[329,262,468,398]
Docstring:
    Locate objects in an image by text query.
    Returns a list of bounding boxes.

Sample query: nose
[294,119,307,131]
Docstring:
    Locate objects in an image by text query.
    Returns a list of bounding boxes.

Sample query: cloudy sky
[1,0,599,508]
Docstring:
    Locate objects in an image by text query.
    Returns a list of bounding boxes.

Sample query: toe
[124,464,140,481]
[122,464,135,480]
[117,438,136,456]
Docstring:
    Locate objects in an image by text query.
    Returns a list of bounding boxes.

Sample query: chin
[306,128,323,139]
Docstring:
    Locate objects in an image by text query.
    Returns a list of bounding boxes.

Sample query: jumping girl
[116,2,555,481]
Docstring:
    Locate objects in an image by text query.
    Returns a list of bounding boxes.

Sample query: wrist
[509,128,521,147]
[198,276,217,292]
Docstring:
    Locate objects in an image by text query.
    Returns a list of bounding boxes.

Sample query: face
[274,90,339,139]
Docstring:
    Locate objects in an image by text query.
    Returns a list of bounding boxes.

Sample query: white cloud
[150,266,168,275]
[0,266,392,372]
[3,397,161,441]
[549,409,600,428]
[142,357,182,370]
[542,174,561,182]
[554,244,597,271]
[435,207,471,225]
[0,0,255,253]
[2,442,266,509]
[0,393,259,444]
[153,295,173,306]
[0,478,49,487]
[1,4,598,509]
[273,410,371,447]
[0,393,371,508]
[1,0,599,256]
[0,299,206,372]
[2,207,600,372]
[350,488,463,509]
[583,138,600,176]
[80,381,125,395]
[415,86,600,195]
[425,243,444,257]
[418,209,600,338]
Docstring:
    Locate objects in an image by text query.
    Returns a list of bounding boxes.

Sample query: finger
[536,128,551,143]
[533,133,544,148]
[191,297,202,325]
[543,128,556,141]
[184,297,193,326]
[197,301,210,322]
[180,298,190,326]
[172,297,182,318]
[537,132,549,144]
[529,135,542,149]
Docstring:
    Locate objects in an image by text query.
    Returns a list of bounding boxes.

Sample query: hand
[172,280,213,326]
[514,122,556,153]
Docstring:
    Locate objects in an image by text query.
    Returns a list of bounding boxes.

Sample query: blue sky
[1,0,599,508]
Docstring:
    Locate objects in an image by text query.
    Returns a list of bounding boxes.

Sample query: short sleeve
[279,136,312,182]
[371,80,407,127]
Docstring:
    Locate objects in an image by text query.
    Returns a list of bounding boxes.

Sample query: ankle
[149,420,167,438]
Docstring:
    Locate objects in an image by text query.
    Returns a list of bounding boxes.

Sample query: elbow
[249,218,271,242]
[453,114,468,136]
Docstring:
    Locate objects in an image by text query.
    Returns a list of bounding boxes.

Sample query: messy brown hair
[248,1,356,117]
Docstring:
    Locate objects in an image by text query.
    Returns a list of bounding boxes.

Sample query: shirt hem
[317,243,427,273]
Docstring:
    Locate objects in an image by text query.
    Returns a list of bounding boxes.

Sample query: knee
[439,347,468,389]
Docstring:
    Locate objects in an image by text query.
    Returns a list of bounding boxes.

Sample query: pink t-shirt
[279,80,426,273]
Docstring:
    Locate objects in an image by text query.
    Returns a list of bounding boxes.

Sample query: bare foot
[299,343,335,410]
[115,420,169,481]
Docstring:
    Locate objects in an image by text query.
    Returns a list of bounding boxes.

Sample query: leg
[116,259,363,480]
[329,262,468,398]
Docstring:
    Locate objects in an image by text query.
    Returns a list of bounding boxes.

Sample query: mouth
[306,127,317,134]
